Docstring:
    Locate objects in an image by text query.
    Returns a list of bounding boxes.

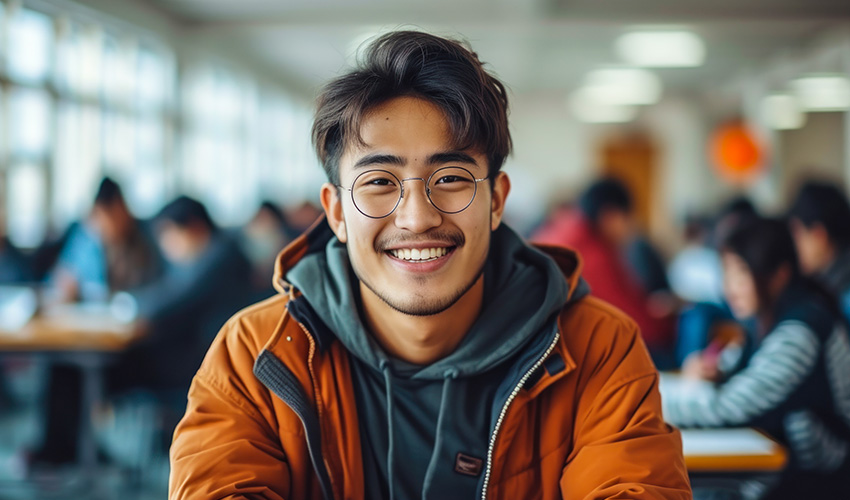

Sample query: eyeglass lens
[351,167,478,218]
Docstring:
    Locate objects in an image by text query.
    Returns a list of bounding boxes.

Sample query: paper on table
[681,428,777,456]
[659,371,715,401]
[0,286,38,333]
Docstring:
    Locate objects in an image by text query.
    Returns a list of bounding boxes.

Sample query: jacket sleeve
[169,317,291,500]
[561,314,692,499]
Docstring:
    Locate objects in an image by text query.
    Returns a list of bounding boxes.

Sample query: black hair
[722,217,799,308]
[157,196,217,233]
[312,30,511,185]
[94,177,124,206]
[578,178,632,225]
[710,196,759,249]
[722,216,841,325]
[788,181,850,248]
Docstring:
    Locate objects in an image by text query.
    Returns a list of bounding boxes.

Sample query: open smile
[387,246,455,262]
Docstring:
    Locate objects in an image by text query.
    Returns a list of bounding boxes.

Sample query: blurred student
[50,177,161,302]
[671,198,758,366]
[122,195,254,391]
[533,178,675,361]
[664,217,850,498]
[283,200,322,237]
[241,201,292,299]
[36,196,253,465]
[788,181,850,320]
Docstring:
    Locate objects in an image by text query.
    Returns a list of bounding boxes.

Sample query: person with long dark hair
[664,217,850,498]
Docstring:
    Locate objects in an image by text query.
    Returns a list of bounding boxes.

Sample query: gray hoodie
[287,224,584,500]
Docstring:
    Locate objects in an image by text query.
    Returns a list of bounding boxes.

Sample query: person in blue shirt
[50,177,162,302]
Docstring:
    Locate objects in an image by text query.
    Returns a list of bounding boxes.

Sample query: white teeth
[390,247,449,261]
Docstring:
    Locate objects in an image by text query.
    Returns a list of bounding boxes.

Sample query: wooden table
[0,303,137,488]
[0,304,135,351]
[680,427,788,497]
[682,427,787,472]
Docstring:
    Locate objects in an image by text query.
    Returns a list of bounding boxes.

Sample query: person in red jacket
[169,31,690,500]
[533,179,675,362]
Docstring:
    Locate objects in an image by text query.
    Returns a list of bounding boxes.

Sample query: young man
[169,31,690,499]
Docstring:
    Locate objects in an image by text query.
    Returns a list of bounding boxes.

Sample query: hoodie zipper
[480,331,561,500]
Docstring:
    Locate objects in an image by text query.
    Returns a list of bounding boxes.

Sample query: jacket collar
[271,215,586,368]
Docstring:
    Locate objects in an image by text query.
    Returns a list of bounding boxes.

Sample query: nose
[393,178,442,233]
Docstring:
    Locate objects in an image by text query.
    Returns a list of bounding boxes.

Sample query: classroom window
[7,163,47,248]
[6,7,53,84]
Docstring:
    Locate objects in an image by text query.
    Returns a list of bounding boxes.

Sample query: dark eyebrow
[426,151,479,167]
[352,153,406,170]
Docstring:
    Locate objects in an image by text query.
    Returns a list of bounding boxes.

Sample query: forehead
[339,96,480,170]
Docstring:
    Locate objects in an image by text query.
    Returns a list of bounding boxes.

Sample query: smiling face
[321,96,509,317]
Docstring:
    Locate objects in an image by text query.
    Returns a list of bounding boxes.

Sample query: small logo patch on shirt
[454,452,484,477]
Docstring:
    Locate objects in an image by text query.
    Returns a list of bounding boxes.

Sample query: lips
[389,247,450,261]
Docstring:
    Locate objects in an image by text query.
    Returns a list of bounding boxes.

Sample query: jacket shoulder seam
[568,296,640,330]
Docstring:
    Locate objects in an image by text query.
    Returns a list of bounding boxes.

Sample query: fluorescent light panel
[790,75,850,111]
[616,31,705,68]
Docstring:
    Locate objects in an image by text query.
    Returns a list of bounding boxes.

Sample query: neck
[360,275,484,365]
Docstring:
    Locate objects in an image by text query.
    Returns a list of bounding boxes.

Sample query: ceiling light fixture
[790,74,850,111]
[615,31,706,68]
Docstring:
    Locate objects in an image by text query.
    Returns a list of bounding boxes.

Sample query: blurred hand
[681,351,720,382]
[53,271,81,303]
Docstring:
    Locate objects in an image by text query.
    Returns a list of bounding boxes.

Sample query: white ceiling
[141,0,850,97]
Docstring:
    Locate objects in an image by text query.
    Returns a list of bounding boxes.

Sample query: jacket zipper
[480,331,561,500]
[297,319,338,500]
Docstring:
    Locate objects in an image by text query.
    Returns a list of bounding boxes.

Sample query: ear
[489,172,511,231]
[320,183,347,243]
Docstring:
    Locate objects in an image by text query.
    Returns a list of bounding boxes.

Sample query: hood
[275,215,588,380]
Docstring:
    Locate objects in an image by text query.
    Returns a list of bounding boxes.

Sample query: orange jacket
[169,221,691,500]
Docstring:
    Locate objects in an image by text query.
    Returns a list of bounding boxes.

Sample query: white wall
[502,91,593,234]
[779,112,846,199]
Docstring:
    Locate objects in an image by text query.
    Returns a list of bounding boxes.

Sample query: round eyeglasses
[336,166,489,219]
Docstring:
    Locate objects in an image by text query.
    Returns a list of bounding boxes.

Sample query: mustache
[374,230,465,253]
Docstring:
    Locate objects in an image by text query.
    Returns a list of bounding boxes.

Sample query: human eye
[367,177,394,186]
[355,171,398,191]
[432,168,473,189]
[435,174,466,184]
